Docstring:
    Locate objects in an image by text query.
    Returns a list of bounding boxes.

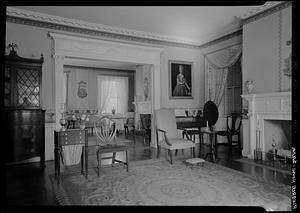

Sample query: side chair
[94,116,129,176]
[215,112,242,155]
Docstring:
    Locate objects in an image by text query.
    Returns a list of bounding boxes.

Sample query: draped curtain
[97,75,129,115]
[205,44,242,107]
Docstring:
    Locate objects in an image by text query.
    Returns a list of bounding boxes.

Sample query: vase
[79,124,85,130]
[245,80,254,93]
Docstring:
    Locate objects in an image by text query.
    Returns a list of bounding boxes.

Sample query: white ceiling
[11,4,279,69]
[13,4,274,43]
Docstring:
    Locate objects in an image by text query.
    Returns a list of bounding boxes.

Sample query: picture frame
[169,60,193,99]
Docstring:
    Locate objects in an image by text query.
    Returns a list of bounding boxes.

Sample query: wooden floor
[3,132,291,206]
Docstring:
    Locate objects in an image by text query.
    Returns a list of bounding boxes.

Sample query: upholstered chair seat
[159,138,196,150]
[155,108,196,164]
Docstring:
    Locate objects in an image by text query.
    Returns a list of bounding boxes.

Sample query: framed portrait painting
[169,60,193,99]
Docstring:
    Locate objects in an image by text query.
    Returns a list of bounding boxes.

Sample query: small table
[54,129,88,184]
[96,144,129,176]
[202,129,219,163]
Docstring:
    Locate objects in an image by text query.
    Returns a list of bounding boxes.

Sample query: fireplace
[241,92,291,159]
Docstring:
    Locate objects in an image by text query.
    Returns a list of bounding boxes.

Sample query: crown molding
[6,7,201,46]
[48,32,164,53]
[241,1,291,25]
[6,3,289,48]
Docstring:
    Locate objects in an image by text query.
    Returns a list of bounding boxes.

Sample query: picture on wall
[169,60,193,99]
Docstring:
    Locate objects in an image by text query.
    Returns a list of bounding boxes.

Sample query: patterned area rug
[50,158,291,210]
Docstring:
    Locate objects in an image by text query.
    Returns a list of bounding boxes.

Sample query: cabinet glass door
[16,68,40,107]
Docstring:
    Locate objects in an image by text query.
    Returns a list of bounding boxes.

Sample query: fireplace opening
[264,120,291,153]
[253,119,292,171]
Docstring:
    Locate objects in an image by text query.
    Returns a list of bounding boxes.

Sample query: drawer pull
[65,137,68,140]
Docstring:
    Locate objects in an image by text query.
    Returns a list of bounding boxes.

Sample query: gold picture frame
[169,60,193,99]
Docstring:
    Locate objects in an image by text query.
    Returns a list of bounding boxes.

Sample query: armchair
[155,108,196,164]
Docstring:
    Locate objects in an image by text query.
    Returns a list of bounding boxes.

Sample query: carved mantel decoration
[241,91,291,159]
[283,39,291,78]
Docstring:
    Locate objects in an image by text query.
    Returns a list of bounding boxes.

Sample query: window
[97,75,129,114]
[226,58,242,114]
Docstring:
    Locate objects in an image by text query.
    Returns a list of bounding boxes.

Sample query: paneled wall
[64,65,135,112]
[242,4,291,94]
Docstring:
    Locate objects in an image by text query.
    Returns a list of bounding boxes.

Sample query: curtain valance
[205,44,242,69]
[205,44,242,108]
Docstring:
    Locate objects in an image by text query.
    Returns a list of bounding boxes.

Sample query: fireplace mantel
[241,91,291,158]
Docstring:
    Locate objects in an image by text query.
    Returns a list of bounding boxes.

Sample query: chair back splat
[227,112,242,132]
[94,116,117,146]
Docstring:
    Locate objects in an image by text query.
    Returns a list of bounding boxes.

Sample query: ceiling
[13,4,275,44]
[11,3,279,69]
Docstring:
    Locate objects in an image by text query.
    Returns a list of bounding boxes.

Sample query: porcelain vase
[245,80,254,93]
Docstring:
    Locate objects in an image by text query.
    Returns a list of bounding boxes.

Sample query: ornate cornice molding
[7,3,289,49]
[241,1,292,25]
[7,7,202,47]
[6,7,243,49]
[7,15,201,50]
[199,29,242,49]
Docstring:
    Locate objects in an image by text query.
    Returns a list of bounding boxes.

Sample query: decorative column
[151,64,161,148]
[241,94,256,158]
[52,54,66,131]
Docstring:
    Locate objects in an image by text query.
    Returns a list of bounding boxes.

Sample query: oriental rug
[50,158,291,211]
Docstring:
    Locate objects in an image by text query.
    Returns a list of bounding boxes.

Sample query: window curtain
[205,44,242,107]
[97,75,129,115]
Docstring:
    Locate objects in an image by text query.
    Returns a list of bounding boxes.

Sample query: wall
[242,5,291,94]
[5,21,205,160]
[160,46,203,109]
[64,66,135,112]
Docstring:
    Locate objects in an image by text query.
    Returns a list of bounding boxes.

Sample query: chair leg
[125,150,129,172]
[227,135,233,155]
[157,145,160,158]
[97,150,101,176]
[112,152,116,164]
[238,133,242,155]
[199,133,203,157]
[168,150,173,164]
[81,148,84,175]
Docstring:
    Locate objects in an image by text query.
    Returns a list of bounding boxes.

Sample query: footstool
[185,158,205,168]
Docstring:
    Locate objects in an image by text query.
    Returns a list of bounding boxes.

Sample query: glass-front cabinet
[4,46,45,166]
